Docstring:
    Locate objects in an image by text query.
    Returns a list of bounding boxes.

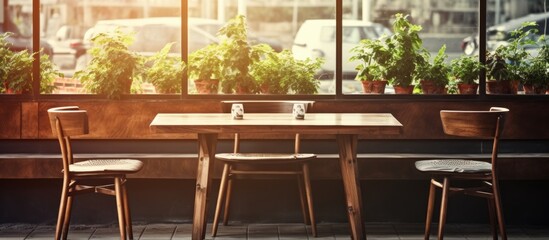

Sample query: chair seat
[216,153,316,163]
[415,159,492,173]
[69,159,143,173]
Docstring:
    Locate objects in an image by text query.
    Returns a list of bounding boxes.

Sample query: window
[1,0,547,98]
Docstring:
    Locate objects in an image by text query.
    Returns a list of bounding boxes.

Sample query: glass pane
[345,0,480,95]
[1,0,34,94]
[41,0,182,96]
[486,0,549,95]
[188,0,335,95]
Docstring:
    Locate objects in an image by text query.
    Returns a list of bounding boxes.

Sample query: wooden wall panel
[0,102,21,139]
[313,100,549,139]
[0,99,545,140]
[37,100,222,139]
[21,102,39,139]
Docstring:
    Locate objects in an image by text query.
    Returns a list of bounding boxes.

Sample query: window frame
[2,0,547,101]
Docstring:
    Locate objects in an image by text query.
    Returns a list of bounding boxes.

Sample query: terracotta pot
[393,85,415,94]
[194,79,219,94]
[3,83,24,94]
[486,80,518,94]
[457,83,478,95]
[420,80,447,94]
[523,84,548,95]
[361,80,387,94]
[236,85,252,94]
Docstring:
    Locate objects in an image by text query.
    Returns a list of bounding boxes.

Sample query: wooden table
[150,113,402,240]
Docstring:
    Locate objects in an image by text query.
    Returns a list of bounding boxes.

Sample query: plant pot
[236,85,252,94]
[194,79,219,94]
[361,80,387,94]
[393,85,415,94]
[457,83,478,95]
[420,80,447,94]
[523,84,548,95]
[2,83,28,94]
[486,80,518,94]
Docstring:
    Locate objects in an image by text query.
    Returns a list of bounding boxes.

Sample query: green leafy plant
[416,45,451,87]
[522,35,549,92]
[252,49,322,94]
[0,32,61,94]
[384,13,425,87]
[350,38,388,81]
[451,55,484,84]
[145,42,186,94]
[40,54,62,94]
[74,29,143,99]
[285,52,323,94]
[188,43,223,94]
[217,15,268,94]
[487,21,538,82]
[188,43,222,81]
[351,14,424,90]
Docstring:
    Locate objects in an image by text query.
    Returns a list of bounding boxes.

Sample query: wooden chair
[212,101,317,237]
[415,107,509,240]
[48,106,143,240]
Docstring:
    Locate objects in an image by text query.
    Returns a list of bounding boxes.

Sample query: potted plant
[350,38,389,94]
[145,42,186,94]
[522,35,549,94]
[486,21,537,94]
[382,13,425,94]
[217,15,266,94]
[251,48,290,94]
[416,45,451,94]
[450,55,484,94]
[74,29,143,99]
[187,43,222,94]
[251,49,322,94]
[285,53,323,94]
[1,32,60,94]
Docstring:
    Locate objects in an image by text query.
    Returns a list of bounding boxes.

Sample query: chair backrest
[440,107,509,170]
[47,106,89,175]
[440,107,508,138]
[48,106,89,137]
[220,101,315,153]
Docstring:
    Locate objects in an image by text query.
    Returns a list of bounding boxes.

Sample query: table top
[150,113,402,135]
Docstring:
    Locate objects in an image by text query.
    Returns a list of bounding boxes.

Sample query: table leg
[192,133,218,240]
[337,134,365,240]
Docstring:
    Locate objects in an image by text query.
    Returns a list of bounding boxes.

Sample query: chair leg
[61,195,73,239]
[487,198,498,240]
[302,163,317,237]
[492,178,507,240]
[121,178,134,240]
[424,178,436,240]
[55,178,70,240]
[212,163,231,237]
[223,175,234,226]
[437,177,450,240]
[114,177,127,240]
[297,173,310,225]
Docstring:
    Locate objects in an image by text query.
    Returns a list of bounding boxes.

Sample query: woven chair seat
[70,159,143,173]
[216,153,316,163]
[415,159,492,173]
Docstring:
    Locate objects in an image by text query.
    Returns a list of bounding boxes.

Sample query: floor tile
[140,223,177,239]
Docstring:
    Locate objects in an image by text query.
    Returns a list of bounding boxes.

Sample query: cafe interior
[1,0,549,239]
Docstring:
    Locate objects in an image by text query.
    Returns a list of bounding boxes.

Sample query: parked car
[47,25,86,69]
[292,19,391,93]
[0,13,54,59]
[461,12,549,56]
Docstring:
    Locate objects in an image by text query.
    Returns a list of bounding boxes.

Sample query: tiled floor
[0,222,547,239]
